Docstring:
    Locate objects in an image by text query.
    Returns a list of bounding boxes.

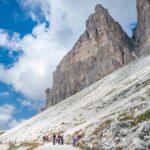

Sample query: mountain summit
[45,4,134,107]
[45,0,150,108]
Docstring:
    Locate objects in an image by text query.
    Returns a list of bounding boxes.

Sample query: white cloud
[0,24,66,100]
[7,118,25,129]
[18,98,43,111]
[8,119,21,129]
[0,92,9,97]
[18,0,136,39]
[0,0,137,104]
[0,104,17,129]
[0,29,21,50]
[0,104,14,122]
[19,99,32,107]
[0,104,26,129]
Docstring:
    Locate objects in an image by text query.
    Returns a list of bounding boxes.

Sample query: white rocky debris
[0,56,150,150]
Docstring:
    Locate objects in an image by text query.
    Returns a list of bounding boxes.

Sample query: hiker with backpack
[72,132,80,147]
[42,135,46,143]
[42,132,49,144]
[45,132,49,143]
[56,133,61,145]
[60,132,64,145]
[52,133,56,145]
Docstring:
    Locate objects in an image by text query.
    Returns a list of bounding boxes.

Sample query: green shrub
[131,111,150,127]
[93,120,112,136]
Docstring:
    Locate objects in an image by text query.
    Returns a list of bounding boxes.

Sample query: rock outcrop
[45,4,134,107]
[133,0,150,56]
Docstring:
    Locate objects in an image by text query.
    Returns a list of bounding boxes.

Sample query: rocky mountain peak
[95,4,106,12]
[133,0,150,56]
[86,4,109,30]
[45,3,134,108]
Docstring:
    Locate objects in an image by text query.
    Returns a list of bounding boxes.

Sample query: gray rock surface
[45,0,150,108]
[133,121,150,150]
[133,0,150,56]
[46,4,134,107]
[80,120,150,150]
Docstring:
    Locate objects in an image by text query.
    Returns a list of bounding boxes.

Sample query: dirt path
[34,143,80,150]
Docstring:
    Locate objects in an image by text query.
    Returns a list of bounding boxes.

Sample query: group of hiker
[52,132,64,145]
[42,132,64,145]
[42,131,80,147]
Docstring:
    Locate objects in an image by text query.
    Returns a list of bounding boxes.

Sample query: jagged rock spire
[86,4,108,29]
[45,3,134,108]
[95,4,105,12]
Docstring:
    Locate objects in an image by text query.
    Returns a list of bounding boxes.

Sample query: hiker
[42,135,46,143]
[60,132,64,145]
[43,133,49,144]
[72,132,79,147]
[72,135,77,147]
[53,133,56,145]
[45,135,49,143]
[57,133,61,145]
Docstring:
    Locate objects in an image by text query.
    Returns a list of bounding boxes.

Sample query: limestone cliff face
[133,0,150,56]
[45,4,134,108]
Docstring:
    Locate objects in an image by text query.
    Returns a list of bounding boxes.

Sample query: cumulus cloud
[0,104,18,129]
[0,0,137,104]
[0,29,21,50]
[8,119,21,129]
[18,98,43,111]
[0,24,66,100]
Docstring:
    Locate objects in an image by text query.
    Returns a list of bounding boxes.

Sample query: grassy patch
[8,143,16,150]
[0,131,5,135]
[8,142,42,150]
[135,79,150,91]
[93,120,112,136]
[118,112,134,122]
[118,110,150,127]
[78,141,91,150]
[131,111,150,127]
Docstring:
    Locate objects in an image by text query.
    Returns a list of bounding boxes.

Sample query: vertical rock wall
[45,4,134,108]
[133,0,150,56]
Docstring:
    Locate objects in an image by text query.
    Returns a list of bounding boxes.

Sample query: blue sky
[0,0,39,129]
[0,0,137,129]
[0,0,36,36]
